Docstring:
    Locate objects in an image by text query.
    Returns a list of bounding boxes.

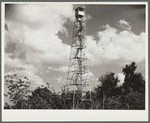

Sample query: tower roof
[74,4,85,11]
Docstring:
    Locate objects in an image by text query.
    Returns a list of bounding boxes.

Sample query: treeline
[4,62,145,109]
[92,62,145,109]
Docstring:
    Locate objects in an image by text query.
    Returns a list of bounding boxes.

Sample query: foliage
[4,103,11,109]
[28,87,63,109]
[4,74,31,108]
[104,96,122,109]
[4,62,145,109]
[92,62,145,110]
[62,90,92,109]
[123,91,145,109]
[97,72,118,97]
[122,62,145,93]
[94,72,119,109]
[121,62,145,109]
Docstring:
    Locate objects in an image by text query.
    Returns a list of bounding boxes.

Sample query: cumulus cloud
[89,71,94,77]
[46,66,68,73]
[88,70,97,87]
[116,73,125,87]
[85,14,92,20]
[5,53,22,68]
[52,66,68,73]
[117,19,131,30]
[5,53,45,89]
[5,4,74,88]
[56,76,66,84]
[86,21,145,66]
[5,4,73,67]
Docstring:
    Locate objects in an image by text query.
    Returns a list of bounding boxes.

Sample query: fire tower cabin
[75,7,85,22]
[74,6,85,49]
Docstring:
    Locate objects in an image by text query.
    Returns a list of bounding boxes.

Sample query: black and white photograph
[2,2,148,121]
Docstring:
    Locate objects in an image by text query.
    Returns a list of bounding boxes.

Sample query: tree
[4,103,11,109]
[4,74,31,109]
[95,72,119,109]
[28,87,63,109]
[122,62,145,109]
[123,62,137,78]
[122,62,145,92]
[104,95,122,109]
[124,91,145,109]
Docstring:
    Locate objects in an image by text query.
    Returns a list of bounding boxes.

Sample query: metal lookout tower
[65,5,91,109]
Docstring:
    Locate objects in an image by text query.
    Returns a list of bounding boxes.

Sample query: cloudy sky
[4,3,146,94]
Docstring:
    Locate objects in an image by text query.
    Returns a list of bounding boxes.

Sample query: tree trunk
[103,91,105,109]
[102,91,107,109]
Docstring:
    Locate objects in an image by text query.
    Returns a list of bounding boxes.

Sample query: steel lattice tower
[65,5,91,109]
